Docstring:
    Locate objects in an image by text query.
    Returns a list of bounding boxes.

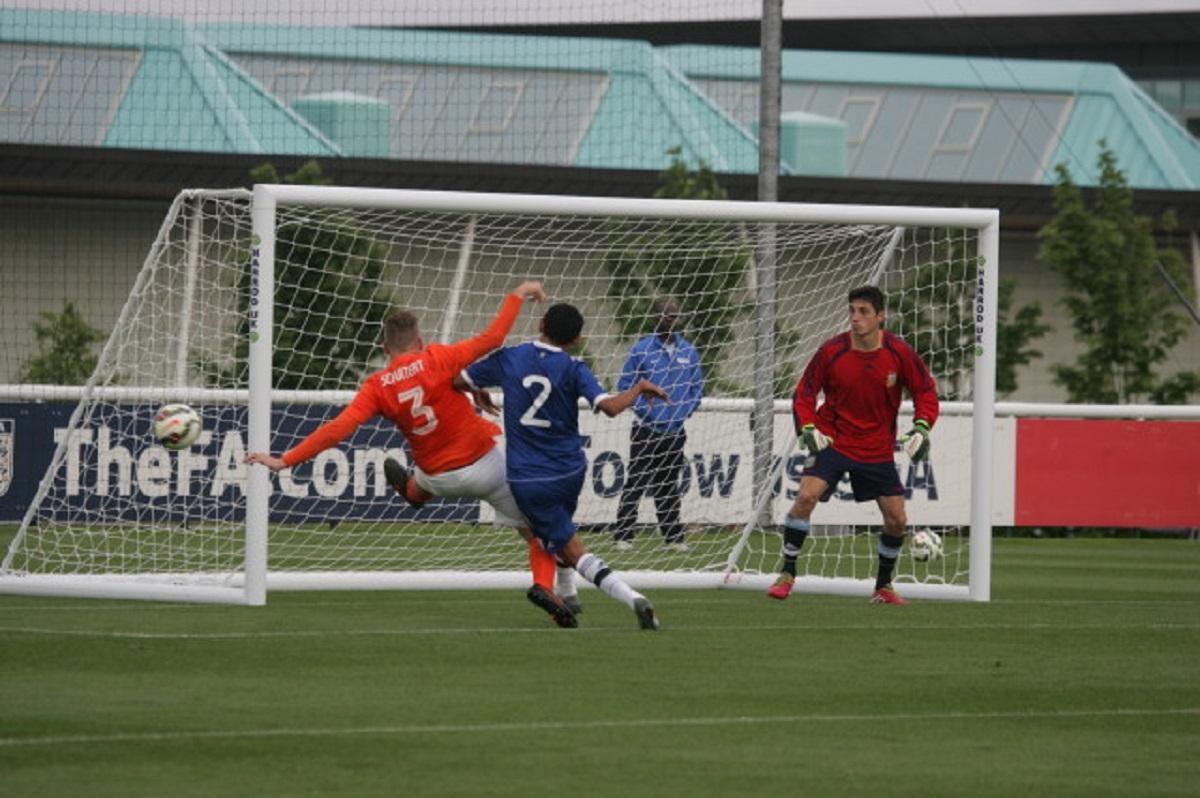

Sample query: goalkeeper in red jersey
[244,280,581,627]
[767,285,940,605]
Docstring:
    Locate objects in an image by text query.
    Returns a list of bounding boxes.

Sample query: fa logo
[0,419,12,498]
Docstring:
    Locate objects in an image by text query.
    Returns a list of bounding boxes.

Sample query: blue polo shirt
[617,333,703,433]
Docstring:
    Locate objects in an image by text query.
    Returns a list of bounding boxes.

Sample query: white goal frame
[247,185,999,603]
[0,185,1000,604]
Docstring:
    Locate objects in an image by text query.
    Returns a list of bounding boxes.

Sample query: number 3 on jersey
[519,375,552,428]
[396,387,438,435]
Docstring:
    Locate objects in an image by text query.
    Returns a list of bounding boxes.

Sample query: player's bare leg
[558,535,658,630]
[768,475,826,600]
[870,495,909,605]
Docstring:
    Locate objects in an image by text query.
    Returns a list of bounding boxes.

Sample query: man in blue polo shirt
[614,299,704,552]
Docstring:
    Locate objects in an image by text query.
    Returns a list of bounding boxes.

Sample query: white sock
[555,564,577,598]
[575,552,640,610]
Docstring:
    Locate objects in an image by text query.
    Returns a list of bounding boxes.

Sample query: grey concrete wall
[0,195,169,384]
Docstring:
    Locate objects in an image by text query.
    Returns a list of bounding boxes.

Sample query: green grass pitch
[0,538,1196,796]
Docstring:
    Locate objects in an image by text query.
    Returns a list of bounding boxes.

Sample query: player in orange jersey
[244,280,580,627]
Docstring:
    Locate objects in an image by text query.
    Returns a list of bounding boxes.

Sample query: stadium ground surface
[0,537,1196,796]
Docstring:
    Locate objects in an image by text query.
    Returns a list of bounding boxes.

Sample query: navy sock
[875,533,904,589]
[780,516,810,577]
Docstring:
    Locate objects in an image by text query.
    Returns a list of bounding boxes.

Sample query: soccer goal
[0,185,998,604]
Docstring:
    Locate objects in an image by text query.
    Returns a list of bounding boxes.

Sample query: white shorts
[413,446,527,529]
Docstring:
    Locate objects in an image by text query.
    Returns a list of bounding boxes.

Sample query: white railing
[3,384,1198,420]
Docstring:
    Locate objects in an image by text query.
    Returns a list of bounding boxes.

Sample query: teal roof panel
[665,45,1200,190]
[1046,64,1200,190]
[2,9,1196,189]
[1,8,338,156]
[203,25,757,172]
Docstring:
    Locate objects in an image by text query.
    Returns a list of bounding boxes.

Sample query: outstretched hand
[638,379,672,406]
[513,281,546,302]
[244,452,287,471]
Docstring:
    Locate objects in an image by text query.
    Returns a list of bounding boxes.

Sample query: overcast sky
[12,0,1200,26]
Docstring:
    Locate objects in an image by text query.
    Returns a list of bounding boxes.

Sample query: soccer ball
[153,403,202,450]
[910,529,944,562]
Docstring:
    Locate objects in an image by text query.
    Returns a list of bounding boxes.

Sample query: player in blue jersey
[457,303,670,630]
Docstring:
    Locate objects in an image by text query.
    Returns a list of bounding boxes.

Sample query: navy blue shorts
[508,469,586,553]
[803,447,904,503]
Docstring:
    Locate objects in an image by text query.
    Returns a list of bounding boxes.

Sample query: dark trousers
[615,425,686,543]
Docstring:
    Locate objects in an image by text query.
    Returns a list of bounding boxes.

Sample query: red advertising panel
[1015,419,1200,527]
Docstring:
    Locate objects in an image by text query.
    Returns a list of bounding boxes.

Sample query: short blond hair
[382,311,420,352]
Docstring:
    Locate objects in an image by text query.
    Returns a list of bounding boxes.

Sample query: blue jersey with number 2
[464,341,608,481]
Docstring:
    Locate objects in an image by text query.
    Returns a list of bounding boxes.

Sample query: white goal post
[0,185,999,604]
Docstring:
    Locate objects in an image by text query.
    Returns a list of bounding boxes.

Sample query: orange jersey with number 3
[281,294,521,474]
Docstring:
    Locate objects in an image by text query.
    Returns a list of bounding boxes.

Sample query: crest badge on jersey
[0,419,13,497]
[886,372,897,388]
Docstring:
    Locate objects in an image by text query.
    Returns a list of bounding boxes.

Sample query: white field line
[1,621,1198,639]
[0,596,1196,612]
[1,708,1196,749]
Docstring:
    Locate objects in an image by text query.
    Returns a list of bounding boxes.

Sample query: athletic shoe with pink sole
[766,573,795,600]
[870,585,908,605]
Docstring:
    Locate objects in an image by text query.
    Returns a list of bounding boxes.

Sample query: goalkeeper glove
[801,424,831,453]
[900,419,932,462]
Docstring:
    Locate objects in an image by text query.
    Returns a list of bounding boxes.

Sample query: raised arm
[447,281,545,369]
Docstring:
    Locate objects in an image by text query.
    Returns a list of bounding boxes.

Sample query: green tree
[211,160,394,390]
[995,278,1051,396]
[19,301,105,385]
[601,149,748,391]
[888,234,1049,399]
[599,147,793,394]
[1038,144,1199,404]
[251,159,331,188]
[886,237,977,400]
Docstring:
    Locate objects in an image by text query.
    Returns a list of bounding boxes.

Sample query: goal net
[0,186,998,604]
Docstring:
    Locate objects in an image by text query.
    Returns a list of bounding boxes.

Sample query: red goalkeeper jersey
[792,331,939,463]
[282,294,522,474]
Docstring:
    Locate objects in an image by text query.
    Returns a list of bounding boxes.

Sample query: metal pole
[245,185,276,607]
[440,216,477,344]
[1157,259,1200,327]
[1192,230,1200,311]
[176,196,203,387]
[969,214,1001,603]
[753,0,782,525]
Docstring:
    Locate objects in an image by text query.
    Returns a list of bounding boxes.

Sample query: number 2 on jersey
[519,375,552,428]
[396,387,438,435]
